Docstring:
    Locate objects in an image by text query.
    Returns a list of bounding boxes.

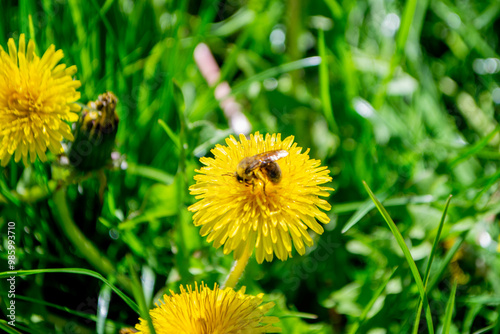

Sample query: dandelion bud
[69,92,119,171]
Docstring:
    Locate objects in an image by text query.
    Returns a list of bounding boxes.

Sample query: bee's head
[235,157,254,184]
[235,168,245,183]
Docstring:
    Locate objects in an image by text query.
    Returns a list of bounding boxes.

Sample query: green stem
[173,80,192,282]
[222,246,251,289]
[52,187,132,293]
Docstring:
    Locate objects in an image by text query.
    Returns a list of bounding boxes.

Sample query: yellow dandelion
[135,282,281,334]
[0,34,81,167]
[189,132,333,264]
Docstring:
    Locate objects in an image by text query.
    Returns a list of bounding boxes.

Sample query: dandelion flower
[135,282,281,334]
[189,132,333,263]
[0,34,81,167]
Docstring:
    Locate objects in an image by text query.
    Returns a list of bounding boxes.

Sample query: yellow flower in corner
[189,132,333,263]
[135,283,281,334]
[0,34,81,167]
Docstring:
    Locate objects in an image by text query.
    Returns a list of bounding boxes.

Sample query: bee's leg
[255,171,268,195]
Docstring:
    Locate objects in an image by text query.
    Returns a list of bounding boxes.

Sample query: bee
[235,149,289,193]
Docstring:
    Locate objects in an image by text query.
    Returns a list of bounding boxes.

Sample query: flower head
[0,34,81,166]
[135,282,281,334]
[189,132,333,263]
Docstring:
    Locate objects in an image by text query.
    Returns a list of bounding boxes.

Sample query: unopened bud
[69,92,119,171]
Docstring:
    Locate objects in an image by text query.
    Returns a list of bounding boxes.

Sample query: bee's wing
[256,150,289,164]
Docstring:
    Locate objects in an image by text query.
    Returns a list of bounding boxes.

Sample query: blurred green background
[1,0,500,333]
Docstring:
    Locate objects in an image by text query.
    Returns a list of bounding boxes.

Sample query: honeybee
[235,149,289,193]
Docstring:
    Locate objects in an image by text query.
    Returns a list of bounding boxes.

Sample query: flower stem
[222,246,251,289]
[52,187,132,293]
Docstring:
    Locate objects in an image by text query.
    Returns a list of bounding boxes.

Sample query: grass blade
[412,195,452,334]
[462,304,482,334]
[127,255,156,334]
[335,194,434,215]
[96,284,111,334]
[473,325,496,334]
[127,163,175,184]
[0,320,24,334]
[342,193,388,233]
[318,29,338,133]
[363,181,434,334]
[0,268,138,313]
[449,125,500,168]
[373,0,418,108]
[347,267,398,334]
[428,232,467,293]
[424,195,453,282]
[442,281,458,334]
[13,294,102,322]
[158,119,181,150]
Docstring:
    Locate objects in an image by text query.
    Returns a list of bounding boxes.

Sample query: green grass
[1,0,500,333]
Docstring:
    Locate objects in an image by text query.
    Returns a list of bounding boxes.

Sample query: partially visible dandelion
[135,282,281,334]
[189,132,333,264]
[0,34,81,167]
